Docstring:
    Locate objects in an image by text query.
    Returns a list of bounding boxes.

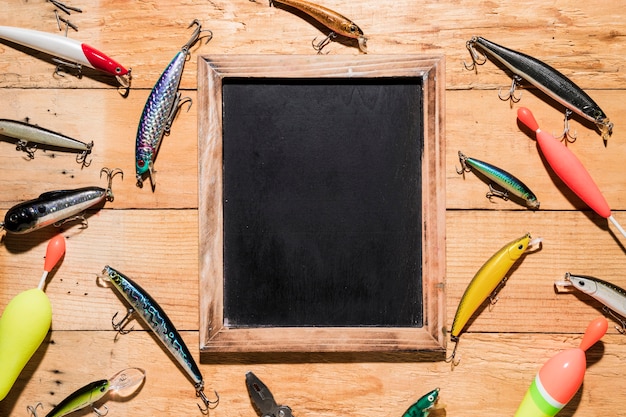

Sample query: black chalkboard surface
[222,79,423,328]
[198,55,446,352]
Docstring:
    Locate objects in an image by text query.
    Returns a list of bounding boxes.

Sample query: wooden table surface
[1,1,626,416]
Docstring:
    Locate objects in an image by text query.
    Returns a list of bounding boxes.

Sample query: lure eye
[428,395,435,402]
[518,244,523,250]
[579,280,585,286]
[115,67,122,74]
[37,205,46,214]
[137,159,145,168]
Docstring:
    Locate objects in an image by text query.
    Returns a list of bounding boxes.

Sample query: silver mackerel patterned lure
[101,266,218,414]
[135,20,212,190]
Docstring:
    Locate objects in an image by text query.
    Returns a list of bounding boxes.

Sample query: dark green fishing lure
[402,388,440,417]
[457,150,539,209]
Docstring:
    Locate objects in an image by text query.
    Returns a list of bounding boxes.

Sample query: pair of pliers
[246,371,294,417]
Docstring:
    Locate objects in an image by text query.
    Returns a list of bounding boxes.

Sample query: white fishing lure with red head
[0,26,130,87]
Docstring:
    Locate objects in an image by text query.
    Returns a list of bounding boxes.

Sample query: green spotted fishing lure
[457,150,539,209]
[100,266,218,414]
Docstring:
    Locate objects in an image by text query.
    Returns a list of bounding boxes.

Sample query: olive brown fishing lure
[251,0,367,53]
[100,266,218,414]
[465,36,613,143]
[135,19,212,190]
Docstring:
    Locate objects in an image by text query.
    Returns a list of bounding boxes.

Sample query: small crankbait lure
[0,118,93,166]
[556,273,626,333]
[99,266,218,414]
[447,233,542,366]
[465,36,613,143]
[457,150,539,209]
[135,19,212,190]
[27,367,146,417]
[514,317,607,417]
[402,388,441,417]
[0,26,131,88]
[518,107,626,240]
[0,167,122,234]
[252,0,367,53]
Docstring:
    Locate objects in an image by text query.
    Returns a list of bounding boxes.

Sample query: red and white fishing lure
[0,26,130,87]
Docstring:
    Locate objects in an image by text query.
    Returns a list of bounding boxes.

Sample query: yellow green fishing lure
[448,233,542,365]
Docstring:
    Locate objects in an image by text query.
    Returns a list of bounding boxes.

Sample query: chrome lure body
[135,20,210,190]
[466,36,612,141]
[0,168,121,234]
[457,150,539,209]
[0,118,93,166]
[0,26,130,87]
[560,273,626,329]
[101,266,214,411]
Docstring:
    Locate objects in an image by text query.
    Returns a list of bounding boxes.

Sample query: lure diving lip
[0,26,131,87]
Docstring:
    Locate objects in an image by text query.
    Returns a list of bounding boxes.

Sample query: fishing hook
[76,141,94,168]
[16,140,37,160]
[100,167,124,202]
[488,276,509,310]
[455,151,472,175]
[112,308,135,335]
[26,402,43,417]
[444,338,461,369]
[555,109,578,144]
[463,38,487,71]
[602,306,626,334]
[485,184,509,203]
[312,32,337,54]
[498,75,523,105]
[196,385,220,415]
[48,0,83,15]
[53,213,88,229]
[181,19,213,55]
[93,404,109,417]
[164,94,193,136]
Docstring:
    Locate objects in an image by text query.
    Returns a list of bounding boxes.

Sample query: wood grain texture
[2,0,626,416]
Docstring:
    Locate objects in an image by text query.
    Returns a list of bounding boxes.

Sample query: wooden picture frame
[198,55,446,353]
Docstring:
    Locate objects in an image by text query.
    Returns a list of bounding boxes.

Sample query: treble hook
[181,19,213,55]
[100,167,124,202]
[602,306,626,334]
[463,38,487,71]
[196,385,220,415]
[555,109,577,143]
[92,404,109,417]
[312,32,337,54]
[444,337,461,369]
[498,75,523,105]
[16,140,37,160]
[455,150,471,175]
[112,308,135,335]
[76,141,94,168]
[26,402,43,417]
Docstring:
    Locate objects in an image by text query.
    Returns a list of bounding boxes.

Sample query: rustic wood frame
[198,55,446,353]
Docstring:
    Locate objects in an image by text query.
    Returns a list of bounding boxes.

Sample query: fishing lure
[556,273,626,333]
[518,107,626,240]
[457,150,539,209]
[252,0,367,53]
[27,367,146,417]
[401,388,441,417]
[447,233,542,365]
[465,36,613,142]
[0,26,131,88]
[99,266,218,414]
[0,118,93,166]
[0,167,122,234]
[135,19,211,190]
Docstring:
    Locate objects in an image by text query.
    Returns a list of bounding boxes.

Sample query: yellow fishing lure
[448,233,541,365]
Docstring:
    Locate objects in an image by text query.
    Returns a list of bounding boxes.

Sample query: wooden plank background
[1,1,625,416]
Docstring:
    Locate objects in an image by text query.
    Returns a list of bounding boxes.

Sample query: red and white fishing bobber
[0,26,131,87]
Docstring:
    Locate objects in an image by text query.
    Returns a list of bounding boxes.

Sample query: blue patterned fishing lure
[135,20,212,189]
[100,265,218,414]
